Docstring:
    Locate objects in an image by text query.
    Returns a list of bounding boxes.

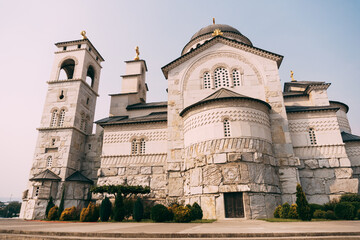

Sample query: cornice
[37,126,89,135]
[47,78,99,97]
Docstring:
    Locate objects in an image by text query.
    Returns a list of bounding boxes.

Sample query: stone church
[20,22,360,220]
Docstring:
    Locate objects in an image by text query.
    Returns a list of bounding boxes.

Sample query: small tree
[273,205,282,218]
[113,191,125,221]
[48,205,58,220]
[191,202,203,220]
[296,183,312,221]
[45,197,55,219]
[280,202,290,218]
[133,198,144,222]
[57,187,65,219]
[100,197,112,222]
[288,204,298,219]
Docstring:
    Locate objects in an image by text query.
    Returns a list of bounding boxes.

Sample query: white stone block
[329,158,339,168]
[340,158,351,167]
[318,159,330,168]
[190,186,202,195]
[203,186,219,193]
[213,153,227,164]
[334,168,352,179]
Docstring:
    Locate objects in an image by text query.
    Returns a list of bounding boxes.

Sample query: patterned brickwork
[104,130,167,144]
[289,119,339,133]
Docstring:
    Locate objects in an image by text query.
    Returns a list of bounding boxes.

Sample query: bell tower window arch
[58,59,75,80]
[86,65,95,88]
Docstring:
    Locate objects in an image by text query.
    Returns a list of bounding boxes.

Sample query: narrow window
[203,72,211,89]
[80,113,85,130]
[51,139,56,146]
[131,139,138,154]
[309,128,317,145]
[96,56,99,61]
[63,46,67,51]
[77,44,81,49]
[89,47,92,52]
[86,66,95,87]
[214,67,229,88]
[140,139,145,154]
[224,119,231,137]
[88,144,92,150]
[86,98,90,105]
[46,156,53,167]
[35,187,40,197]
[58,109,65,127]
[232,69,241,86]
[59,90,64,100]
[50,109,58,127]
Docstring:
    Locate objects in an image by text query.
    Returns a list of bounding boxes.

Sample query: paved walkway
[1,218,360,239]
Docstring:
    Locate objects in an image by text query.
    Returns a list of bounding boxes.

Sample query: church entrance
[224,192,244,218]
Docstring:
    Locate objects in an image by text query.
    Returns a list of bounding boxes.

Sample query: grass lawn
[262,218,333,222]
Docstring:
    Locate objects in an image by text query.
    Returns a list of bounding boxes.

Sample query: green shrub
[334,202,354,220]
[80,202,99,222]
[113,192,125,222]
[173,205,192,223]
[133,198,144,222]
[191,202,203,220]
[273,205,282,218]
[325,210,336,220]
[143,202,153,219]
[309,204,324,217]
[296,184,312,221]
[357,209,360,220]
[60,206,77,221]
[57,187,65,219]
[100,197,112,222]
[313,209,326,219]
[342,202,360,218]
[288,204,298,219]
[280,202,290,218]
[48,205,58,220]
[124,198,135,220]
[340,194,360,203]
[324,199,338,211]
[45,197,55,219]
[151,204,171,222]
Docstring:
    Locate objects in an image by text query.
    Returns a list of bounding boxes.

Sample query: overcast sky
[0,0,359,200]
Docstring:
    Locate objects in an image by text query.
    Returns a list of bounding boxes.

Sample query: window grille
[309,128,317,145]
[58,109,65,127]
[203,72,211,89]
[232,69,241,86]
[35,187,40,197]
[47,156,53,167]
[140,139,146,154]
[50,110,58,127]
[224,119,231,137]
[214,67,229,88]
[131,139,138,154]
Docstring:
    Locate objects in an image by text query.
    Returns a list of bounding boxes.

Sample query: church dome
[181,23,253,55]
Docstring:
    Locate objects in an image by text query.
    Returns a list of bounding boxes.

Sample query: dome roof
[190,24,242,40]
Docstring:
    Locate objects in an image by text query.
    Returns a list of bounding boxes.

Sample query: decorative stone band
[337,116,351,132]
[47,78,99,96]
[183,109,270,133]
[100,153,167,167]
[345,146,360,157]
[185,137,273,158]
[293,144,348,159]
[104,130,167,143]
[37,126,89,135]
[288,119,340,133]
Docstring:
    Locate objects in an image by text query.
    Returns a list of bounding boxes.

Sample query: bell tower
[20,31,104,220]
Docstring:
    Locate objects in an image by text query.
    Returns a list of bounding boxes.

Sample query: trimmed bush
[273,205,282,218]
[280,202,290,218]
[309,203,324,217]
[357,209,360,220]
[151,204,171,222]
[124,198,135,220]
[100,197,112,222]
[60,206,77,221]
[313,210,326,219]
[133,198,144,222]
[45,197,55,219]
[57,188,65,219]
[296,184,312,221]
[288,204,298,219]
[325,210,336,220]
[340,193,360,203]
[173,205,192,223]
[324,199,338,211]
[113,192,125,222]
[143,202,153,219]
[48,205,58,220]
[191,202,203,220]
[349,202,360,217]
[80,202,99,222]
[334,202,354,220]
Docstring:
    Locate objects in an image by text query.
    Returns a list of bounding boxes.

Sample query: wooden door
[224,192,244,218]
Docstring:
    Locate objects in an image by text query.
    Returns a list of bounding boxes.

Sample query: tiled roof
[180,88,270,117]
[126,101,168,110]
[30,169,61,181]
[341,131,360,142]
[286,105,339,113]
[65,171,93,184]
[96,111,167,126]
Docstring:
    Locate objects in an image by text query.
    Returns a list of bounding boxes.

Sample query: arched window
[203,72,211,89]
[309,128,317,145]
[214,67,229,88]
[46,156,53,168]
[131,139,138,155]
[50,109,58,127]
[232,69,241,86]
[140,139,146,154]
[58,109,65,127]
[86,65,95,87]
[59,59,75,80]
[223,119,231,137]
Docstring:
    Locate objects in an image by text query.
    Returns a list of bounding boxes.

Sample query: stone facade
[21,23,360,220]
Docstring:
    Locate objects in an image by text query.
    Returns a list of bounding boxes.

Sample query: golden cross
[134,46,140,60]
[81,30,87,40]
[213,17,215,24]
[212,29,223,37]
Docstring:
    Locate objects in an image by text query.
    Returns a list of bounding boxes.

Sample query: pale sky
[0,0,359,200]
